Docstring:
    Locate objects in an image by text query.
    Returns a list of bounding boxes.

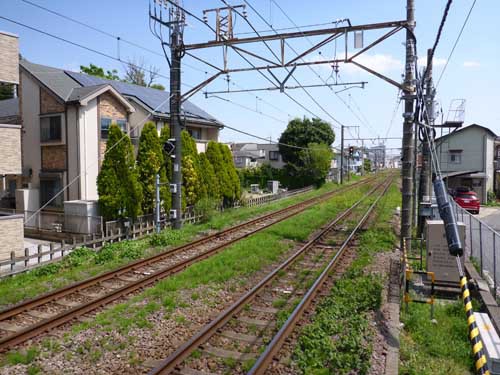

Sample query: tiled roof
[20,60,223,127]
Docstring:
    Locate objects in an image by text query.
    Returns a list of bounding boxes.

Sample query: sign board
[426,219,465,283]
[0,31,19,85]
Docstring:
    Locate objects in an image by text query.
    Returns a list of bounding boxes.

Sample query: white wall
[78,98,99,201]
[20,71,41,188]
[66,105,79,201]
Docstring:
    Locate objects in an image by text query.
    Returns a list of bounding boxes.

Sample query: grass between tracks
[0,179,368,309]
[292,181,400,375]
[0,177,380,370]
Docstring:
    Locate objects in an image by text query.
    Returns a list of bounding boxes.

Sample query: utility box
[474,312,500,374]
[267,180,279,195]
[250,184,260,194]
[426,219,465,283]
[64,200,101,234]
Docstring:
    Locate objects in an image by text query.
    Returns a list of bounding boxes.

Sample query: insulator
[433,178,463,256]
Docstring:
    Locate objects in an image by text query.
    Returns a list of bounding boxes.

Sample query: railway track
[0,176,379,352]
[149,175,393,375]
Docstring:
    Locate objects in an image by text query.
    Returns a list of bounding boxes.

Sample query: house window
[40,176,63,208]
[449,151,462,164]
[40,115,62,142]
[101,118,127,139]
[188,128,202,140]
[269,151,280,161]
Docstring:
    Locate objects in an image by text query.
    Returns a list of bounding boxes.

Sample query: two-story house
[231,143,285,169]
[435,124,496,203]
[0,59,223,213]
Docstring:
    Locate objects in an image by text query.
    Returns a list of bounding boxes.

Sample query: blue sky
[0,0,496,153]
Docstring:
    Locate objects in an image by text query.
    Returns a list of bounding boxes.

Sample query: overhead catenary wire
[262,0,378,138]
[436,0,478,88]
[222,0,344,129]
[15,0,293,124]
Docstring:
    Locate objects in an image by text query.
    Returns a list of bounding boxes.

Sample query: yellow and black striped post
[460,275,490,375]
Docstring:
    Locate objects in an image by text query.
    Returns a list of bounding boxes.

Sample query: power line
[16,0,292,124]
[235,20,341,36]
[207,95,286,124]
[270,0,382,139]
[422,0,453,84]
[225,0,344,129]
[18,0,210,75]
[0,14,297,149]
[436,0,477,88]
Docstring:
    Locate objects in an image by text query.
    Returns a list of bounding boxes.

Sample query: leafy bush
[488,190,497,204]
[94,246,116,265]
[194,197,217,223]
[63,247,94,268]
[149,229,184,247]
[31,263,62,277]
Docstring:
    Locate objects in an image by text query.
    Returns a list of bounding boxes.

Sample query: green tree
[278,117,335,164]
[207,141,232,205]
[80,64,120,80]
[278,117,335,188]
[220,143,241,201]
[363,158,372,173]
[0,84,14,100]
[182,155,199,207]
[150,83,166,91]
[199,153,220,200]
[136,122,170,215]
[159,125,173,180]
[97,124,142,220]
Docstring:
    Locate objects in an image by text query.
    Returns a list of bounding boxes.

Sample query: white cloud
[341,53,403,74]
[463,61,481,68]
[417,56,447,68]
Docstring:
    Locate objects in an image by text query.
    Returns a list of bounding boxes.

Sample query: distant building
[230,143,285,169]
[435,124,496,203]
[367,144,386,170]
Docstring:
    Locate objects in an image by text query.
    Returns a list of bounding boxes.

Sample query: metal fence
[453,201,500,296]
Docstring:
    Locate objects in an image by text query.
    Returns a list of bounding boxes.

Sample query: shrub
[194,197,217,223]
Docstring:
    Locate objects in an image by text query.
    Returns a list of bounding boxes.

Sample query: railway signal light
[349,146,354,157]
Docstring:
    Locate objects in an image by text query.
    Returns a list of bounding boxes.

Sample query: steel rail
[0,177,377,351]
[249,176,393,374]
[149,176,392,374]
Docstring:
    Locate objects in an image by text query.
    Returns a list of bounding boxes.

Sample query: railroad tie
[202,344,256,361]
[220,330,263,344]
[238,316,275,328]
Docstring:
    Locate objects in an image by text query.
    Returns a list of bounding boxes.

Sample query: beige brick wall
[0,125,22,175]
[0,32,19,84]
[99,92,127,120]
[0,216,24,259]
[40,87,64,114]
[41,145,67,170]
[99,140,107,166]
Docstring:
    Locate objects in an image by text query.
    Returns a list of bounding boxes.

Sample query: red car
[453,189,480,214]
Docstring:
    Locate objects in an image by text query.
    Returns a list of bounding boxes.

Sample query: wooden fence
[0,186,312,278]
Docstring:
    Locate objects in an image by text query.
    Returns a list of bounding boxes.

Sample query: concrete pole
[417,48,434,236]
[340,125,344,184]
[170,25,183,229]
[361,140,365,175]
[401,0,416,248]
[155,174,161,234]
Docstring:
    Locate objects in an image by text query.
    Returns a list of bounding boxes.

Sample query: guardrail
[452,201,500,297]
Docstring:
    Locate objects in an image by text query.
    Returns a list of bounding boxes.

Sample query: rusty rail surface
[0,176,378,351]
[149,175,393,374]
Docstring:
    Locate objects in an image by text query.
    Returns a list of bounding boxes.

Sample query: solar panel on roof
[65,71,220,123]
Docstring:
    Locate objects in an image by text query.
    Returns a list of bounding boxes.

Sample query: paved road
[477,207,500,232]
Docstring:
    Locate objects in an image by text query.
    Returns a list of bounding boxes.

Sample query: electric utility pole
[401,0,416,248]
[417,48,434,236]
[150,0,186,229]
[170,9,183,230]
[340,125,345,184]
